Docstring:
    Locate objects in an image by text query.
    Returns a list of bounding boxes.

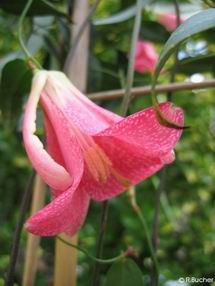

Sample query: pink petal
[45,72,122,134]
[83,103,183,201]
[41,93,84,189]
[83,136,168,201]
[44,115,66,169]
[44,115,69,198]
[26,186,90,236]
[99,102,184,157]
[23,71,73,191]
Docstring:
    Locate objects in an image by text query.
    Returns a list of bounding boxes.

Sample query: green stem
[129,188,159,276]
[18,0,42,69]
[4,172,36,286]
[118,69,126,89]
[136,210,159,274]
[151,168,166,286]
[91,200,109,286]
[57,236,124,264]
[150,0,186,130]
[40,0,69,19]
[121,0,143,116]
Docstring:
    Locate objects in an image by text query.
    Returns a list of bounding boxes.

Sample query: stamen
[84,146,111,183]
[111,168,131,188]
[84,148,100,182]
[95,144,112,177]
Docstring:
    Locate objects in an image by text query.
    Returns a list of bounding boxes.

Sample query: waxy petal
[85,103,183,201]
[23,71,73,191]
[41,94,84,189]
[45,72,122,134]
[26,186,90,236]
[99,103,183,157]
[44,115,66,170]
[84,136,167,201]
[44,115,68,198]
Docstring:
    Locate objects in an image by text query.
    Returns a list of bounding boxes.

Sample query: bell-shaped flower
[23,70,184,236]
[134,41,158,74]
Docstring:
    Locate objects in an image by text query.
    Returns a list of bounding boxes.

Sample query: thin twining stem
[91,200,109,286]
[88,79,215,101]
[152,0,181,257]
[4,172,36,286]
[128,187,159,276]
[121,0,143,116]
[152,169,167,250]
[167,0,181,101]
[151,4,181,285]
[151,168,166,286]
[57,235,124,264]
[18,0,42,69]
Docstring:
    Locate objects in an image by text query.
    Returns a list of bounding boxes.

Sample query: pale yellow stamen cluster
[84,144,112,183]
[83,141,131,188]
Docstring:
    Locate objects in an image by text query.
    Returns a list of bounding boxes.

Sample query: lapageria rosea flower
[134,40,158,74]
[23,70,184,236]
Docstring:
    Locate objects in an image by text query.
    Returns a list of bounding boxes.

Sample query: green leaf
[150,1,203,18]
[151,9,215,129]
[93,0,151,26]
[0,59,33,126]
[0,0,66,16]
[93,5,138,26]
[177,54,215,74]
[104,259,144,286]
[93,1,202,26]
[153,8,215,83]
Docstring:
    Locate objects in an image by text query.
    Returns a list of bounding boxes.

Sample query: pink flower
[134,41,158,74]
[23,70,184,237]
[158,13,184,31]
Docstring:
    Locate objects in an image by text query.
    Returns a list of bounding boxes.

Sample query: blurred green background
[0,0,215,285]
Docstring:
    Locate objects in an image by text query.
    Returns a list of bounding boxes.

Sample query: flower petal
[99,102,184,157]
[83,136,169,201]
[44,115,66,169]
[26,186,90,236]
[23,71,73,191]
[41,93,84,189]
[44,115,69,198]
[45,71,122,134]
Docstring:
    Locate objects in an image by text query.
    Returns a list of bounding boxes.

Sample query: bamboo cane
[88,78,215,101]
[22,176,45,286]
[54,1,90,286]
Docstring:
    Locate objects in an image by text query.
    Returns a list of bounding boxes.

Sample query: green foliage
[177,54,215,74]
[153,8,215,81]
[0,0,66,16]
[0,59,33,126]
[104,259,144,286]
